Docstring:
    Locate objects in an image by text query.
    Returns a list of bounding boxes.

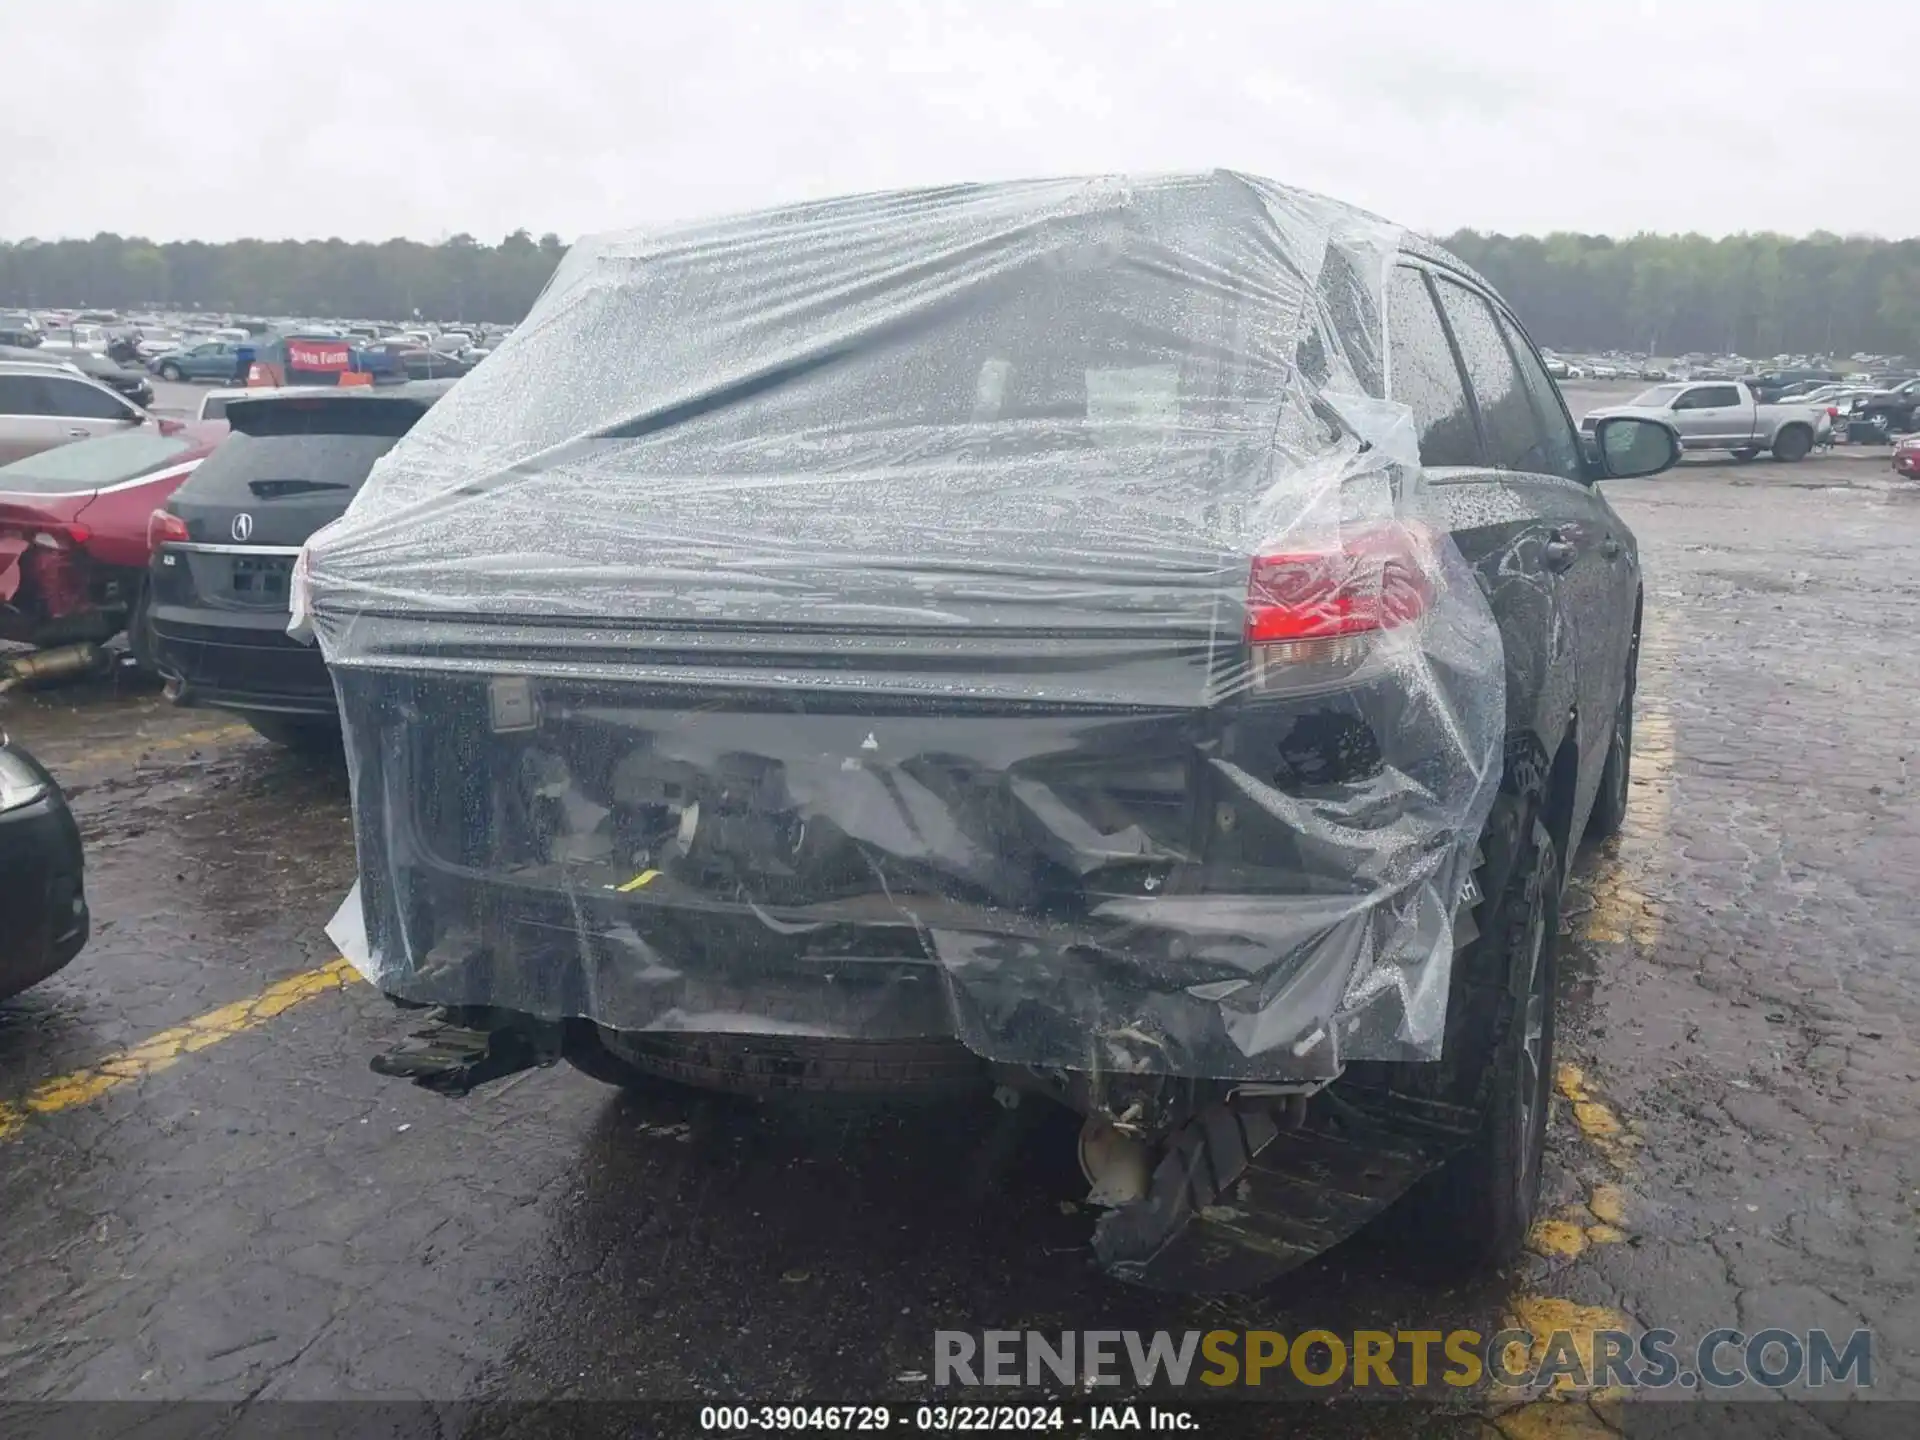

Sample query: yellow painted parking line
[1579,613,1675,953]
[1526,1183,1633,1262]
[0,958,363,1142]
[1492,1397,1621,1438]
[1558,1060,1636,1170]
[1498,617,1679,1433]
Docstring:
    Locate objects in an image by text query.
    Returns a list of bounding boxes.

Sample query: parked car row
[1539,346,1916,405]
[0,311,513,395]
[147,334,483,385]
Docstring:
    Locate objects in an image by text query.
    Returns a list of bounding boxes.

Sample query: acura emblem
[231,513,254,542]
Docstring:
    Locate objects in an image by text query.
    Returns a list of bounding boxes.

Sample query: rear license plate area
[230,555,292,602]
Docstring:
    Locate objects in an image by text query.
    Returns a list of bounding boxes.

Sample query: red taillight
[1246,523,1434,644]
[148,509,189,549]
[1828,406,1840,419]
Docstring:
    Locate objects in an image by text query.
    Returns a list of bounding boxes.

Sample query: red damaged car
[0,422,228,664]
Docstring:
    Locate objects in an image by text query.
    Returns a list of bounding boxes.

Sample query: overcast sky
[5,0,1913,245]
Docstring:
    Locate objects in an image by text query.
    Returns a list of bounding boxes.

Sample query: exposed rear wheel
[1772,426,1812,462]
[158,362,183,381]
[1421,818,1559,1269]
[1371,794,1562,1275]
[1586,632,1638,839]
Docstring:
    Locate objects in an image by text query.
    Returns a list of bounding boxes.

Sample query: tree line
[1442,230,1920,360]
[2,226,1916,359]
[0,231,568,325]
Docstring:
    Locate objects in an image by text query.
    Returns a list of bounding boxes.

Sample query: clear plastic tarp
[305,172,1504,1080]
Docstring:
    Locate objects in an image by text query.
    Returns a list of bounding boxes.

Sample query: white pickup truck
[1583,380,1827,462]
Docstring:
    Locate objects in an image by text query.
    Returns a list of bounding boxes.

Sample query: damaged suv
[301,174,1677,1291]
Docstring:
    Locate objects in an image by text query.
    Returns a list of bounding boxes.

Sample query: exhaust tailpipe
[1,643,109,690]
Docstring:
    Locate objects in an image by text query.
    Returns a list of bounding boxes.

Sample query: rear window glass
[226,397,430,438]
[0,430,197,494]
[173,430,408,503]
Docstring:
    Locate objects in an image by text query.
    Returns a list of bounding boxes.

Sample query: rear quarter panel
[1429,474,1581,770]
[77,464,201,568]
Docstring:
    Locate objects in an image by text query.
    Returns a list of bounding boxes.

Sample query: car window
[173,400,435,505]
[0,374,55,416]
[1491,310,1584,481]
[45,377,135,421]
[1679,385,1741,409]
[1430,278,1561,476]
[1630,384,1688,407]
[174,431,408,504]
[0,430,197,493]
[1385,266,1481,467]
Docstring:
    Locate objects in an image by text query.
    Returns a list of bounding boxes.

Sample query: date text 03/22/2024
[698,1406,1196,1431]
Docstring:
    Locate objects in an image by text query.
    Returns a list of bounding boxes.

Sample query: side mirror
[1595,416,1681,479]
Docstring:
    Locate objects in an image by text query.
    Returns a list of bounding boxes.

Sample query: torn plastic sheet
[311,172,1504,1080]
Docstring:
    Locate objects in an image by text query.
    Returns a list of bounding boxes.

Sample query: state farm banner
[286,338,351,371]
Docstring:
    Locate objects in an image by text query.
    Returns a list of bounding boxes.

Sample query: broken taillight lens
[25,523,91,549]
[1246,522,1434,644]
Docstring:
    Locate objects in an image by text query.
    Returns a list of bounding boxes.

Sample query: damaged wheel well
[1544,721,1580,886]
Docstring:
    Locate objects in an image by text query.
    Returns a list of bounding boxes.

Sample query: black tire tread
[1587,625,1639,840]
[1772,425,1813,462]
[1397,815,1558,1272]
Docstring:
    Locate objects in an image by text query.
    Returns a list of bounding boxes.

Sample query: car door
[1384,264,1579,773]
[1426,271,1635,810]
[1667,385,1726,445]
[1697,383,1748,444]
[1491,304,1638,781]
[41,374,143,444]
[0,374,80,463]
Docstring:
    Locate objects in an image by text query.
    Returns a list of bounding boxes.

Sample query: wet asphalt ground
[2,377,1916,1435]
